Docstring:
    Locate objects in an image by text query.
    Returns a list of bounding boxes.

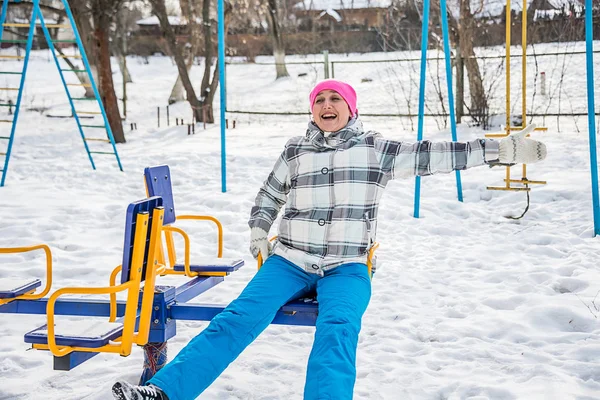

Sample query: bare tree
[169,0,202,103]
[149,0,203,121]
[453,0,488,125]
[265,0,289,78]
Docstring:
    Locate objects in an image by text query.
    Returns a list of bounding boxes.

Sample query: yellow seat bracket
[0,244,53,306]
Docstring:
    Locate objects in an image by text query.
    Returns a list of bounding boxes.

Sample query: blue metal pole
[0,0,10,40]
[217,0,227,193]
[1,3,38,187]
[413,0,430,218]
[439,0,463,202]
[585,0,600,236]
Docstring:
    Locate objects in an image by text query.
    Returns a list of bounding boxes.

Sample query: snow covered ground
[1,45,600,399]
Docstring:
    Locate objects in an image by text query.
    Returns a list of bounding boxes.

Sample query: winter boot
[112,381,169,400]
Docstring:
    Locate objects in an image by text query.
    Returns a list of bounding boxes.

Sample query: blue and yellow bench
[0,166,378,383]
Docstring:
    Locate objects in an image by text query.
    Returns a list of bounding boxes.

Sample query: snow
[319,8,344,22]
[0,43,599,399]
[136,16,186,26]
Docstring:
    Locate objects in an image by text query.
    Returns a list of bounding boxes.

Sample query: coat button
[311,264,319,270]
[318,219,326,226]
[321,167,329,174]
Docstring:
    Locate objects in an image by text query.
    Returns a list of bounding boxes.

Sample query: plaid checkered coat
[249,118,499,274]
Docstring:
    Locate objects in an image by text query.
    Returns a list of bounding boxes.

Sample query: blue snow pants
[148,255,372,400]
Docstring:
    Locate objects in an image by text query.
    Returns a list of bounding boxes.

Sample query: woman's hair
[309,79,358,117]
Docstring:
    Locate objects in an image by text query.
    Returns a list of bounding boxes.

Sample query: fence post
[540,71,546,97]
[323,50,329,79]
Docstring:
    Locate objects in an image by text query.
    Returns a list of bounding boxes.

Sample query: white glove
[498,124,547,164]
[249,227,271,260]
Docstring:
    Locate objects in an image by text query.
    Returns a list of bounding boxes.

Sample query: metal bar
[327,50,600,64]
[522,1,527,127]
[0,298,127,317]
[585,0,600,236]
[174,276,224,303]
[505,179,546,184]
[54,350,99,371]
[225,110,600,118]
[439,0,463,202]
[84,138,110,142]
[487,186,531,192]
[2,23,30,27]
[169,303,317,327]
[506,0,511,132]
[218,0,227,192]
[413,0,430,218]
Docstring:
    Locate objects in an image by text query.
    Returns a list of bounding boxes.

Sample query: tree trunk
[200,0,213,96]
[266,0,289,79]
[150,0,203,121]
[70,0,97,97]
[169,0,202,104]
[93,12,125,143]
[455,49,464,123]
[458,0,488,125]
[113,10,133,84]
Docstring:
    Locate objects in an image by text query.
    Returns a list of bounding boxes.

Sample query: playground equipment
[584,0,599,236]
[412,0,463,218]
[0,0,123,187]
[0,165,379,382]
[484,0,547,192]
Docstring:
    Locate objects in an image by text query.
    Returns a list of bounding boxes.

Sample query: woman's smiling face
[312,89,351,133]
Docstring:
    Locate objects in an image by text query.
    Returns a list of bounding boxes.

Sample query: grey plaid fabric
[249,118,499,274]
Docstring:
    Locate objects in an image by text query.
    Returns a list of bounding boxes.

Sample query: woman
[112,79,546,400]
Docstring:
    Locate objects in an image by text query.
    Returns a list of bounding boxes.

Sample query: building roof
[319,8,343,21]
[295,0,392,11]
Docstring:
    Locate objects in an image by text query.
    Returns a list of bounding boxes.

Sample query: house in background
[294,0,393,32]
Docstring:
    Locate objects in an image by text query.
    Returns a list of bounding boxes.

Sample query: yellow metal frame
[32,208,165,357]
[144,181,225,278]
[486,0,547,192]
[0,244,53,306]
[257,239,379,279]
[155,215,225,278]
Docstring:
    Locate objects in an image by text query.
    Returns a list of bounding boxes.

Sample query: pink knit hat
[309,79,358,117]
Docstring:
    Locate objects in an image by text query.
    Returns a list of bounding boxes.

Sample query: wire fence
[224,46,600,131]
